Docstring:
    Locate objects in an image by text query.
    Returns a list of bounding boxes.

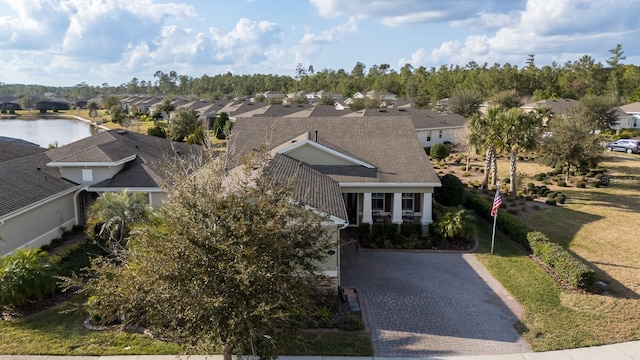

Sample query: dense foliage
[74,152,334,359]
[1,45,639,104]
[433,174,466,206]
[0,248,57,306]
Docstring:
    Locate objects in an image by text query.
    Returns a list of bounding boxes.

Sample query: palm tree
[158,97,176,123]
[85,191,151,258]
[435,209,477,242]
[499,108,541,194]
[466,106,503,189]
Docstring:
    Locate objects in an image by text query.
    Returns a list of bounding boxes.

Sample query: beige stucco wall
[60,165,125,185]
[286,145,353,166]
[149,192,168,207]
[0,191,77,256]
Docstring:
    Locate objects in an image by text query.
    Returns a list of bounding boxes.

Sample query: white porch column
[421,192,433,236]
[392,192,403,224]
[362,192,373,224]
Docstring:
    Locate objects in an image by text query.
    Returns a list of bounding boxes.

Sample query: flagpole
[491,210,497,254]
[490,181,500,255]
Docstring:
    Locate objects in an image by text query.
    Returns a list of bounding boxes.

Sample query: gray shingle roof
[0,152,77,218]
[346,108,467,129]
[228,116,440,184]
[0,140,45,162]
[267,154,347,220]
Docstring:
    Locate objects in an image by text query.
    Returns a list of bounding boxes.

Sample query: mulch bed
[1,290,77,321]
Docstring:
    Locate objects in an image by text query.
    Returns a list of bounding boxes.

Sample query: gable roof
[521,99,580,115]
[228,116,440,185]
[48,130,201,189]
[0,152,77,218]
[267,154,347,221]
[620,102,640,114]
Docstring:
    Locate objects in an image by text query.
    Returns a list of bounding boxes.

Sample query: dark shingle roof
[267,154,347,220]
[0,152,77,218]
[0,139,45,162]
[228,116,440,184]
[352,108,467,129]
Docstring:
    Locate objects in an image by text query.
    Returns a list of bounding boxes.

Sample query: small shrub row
[527,232,596,290]
[464,193,531,250]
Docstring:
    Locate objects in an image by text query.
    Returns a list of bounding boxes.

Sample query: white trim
[277,139,375,169]
[88,187,165,193]
[415,125,464,131]
[340,182,442,188]
[0,186,80,222]
[47,154,137,168]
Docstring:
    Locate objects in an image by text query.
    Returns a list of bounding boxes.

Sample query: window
[402,193,414,211]
[438,130,443,138]
[81,169,93,182]
[426,131,432,142]
[371,193,384,211]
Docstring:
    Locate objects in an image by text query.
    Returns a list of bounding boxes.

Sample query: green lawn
[472,154,640,351]
[0,295,371,356]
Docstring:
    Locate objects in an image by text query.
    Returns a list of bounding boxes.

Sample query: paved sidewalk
[1,341,640,359]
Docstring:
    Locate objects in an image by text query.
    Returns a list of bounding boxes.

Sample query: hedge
[464,192,531,251]
[527,232,596,290]
[465,192,596,291]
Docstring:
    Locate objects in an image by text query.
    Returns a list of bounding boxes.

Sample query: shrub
[429,143,449,161]
[595,173,604,180]
[557,180,567,187]
[147,125,167,138]
[0,248,58,306]
[525,195,534,201]
[400,222,422,238]
[340,314,364,331]
[502,177,510,184]
[534,174,545,181]
[555,193,566,204]
[586,172,595,178]
[385,223,399,240]
[434,174,466,206]
[527,232,596,290]
[358,223,371,247]
[545,199,557,206]
[464,193,530,250]
[575,181,586,188]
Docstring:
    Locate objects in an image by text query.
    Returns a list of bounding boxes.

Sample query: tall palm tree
[85,191,151,258]
[499,108,541,194]
[158,97,176,123]
[466,106,503,189]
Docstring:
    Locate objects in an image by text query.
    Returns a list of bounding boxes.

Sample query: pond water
[0,118,98,148]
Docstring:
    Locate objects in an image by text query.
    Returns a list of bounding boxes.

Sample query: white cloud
[309,0,522,25]
[400,0,640,69]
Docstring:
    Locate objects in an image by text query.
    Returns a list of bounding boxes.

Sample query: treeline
[1,45,639,104]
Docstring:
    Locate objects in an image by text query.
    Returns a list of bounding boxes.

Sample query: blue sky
[0,0,638,87]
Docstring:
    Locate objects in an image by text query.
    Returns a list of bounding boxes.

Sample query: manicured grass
[0,295,371,356]
[474,220,640,352]
[472,154,640,351]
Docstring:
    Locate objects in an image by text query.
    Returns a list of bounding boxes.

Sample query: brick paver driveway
[341,243,531,357]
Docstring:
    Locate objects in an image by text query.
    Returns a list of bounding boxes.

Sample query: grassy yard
[0,295,371,355]
[461,153,640,351]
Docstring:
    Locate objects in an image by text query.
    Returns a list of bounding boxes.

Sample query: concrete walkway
[1,341,640,359]
[341,244,530,357]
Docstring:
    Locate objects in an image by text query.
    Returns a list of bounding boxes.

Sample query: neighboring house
[0,130,200,256]
[227,116,441,286]
[520,98,580,118]
[340,108,468,147]
[618,102,640,130]
[262,90,285,99]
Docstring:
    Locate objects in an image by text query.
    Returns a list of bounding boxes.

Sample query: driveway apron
[341,245,531,357]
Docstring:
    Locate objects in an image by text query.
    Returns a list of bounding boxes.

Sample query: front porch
[342,191,433,236]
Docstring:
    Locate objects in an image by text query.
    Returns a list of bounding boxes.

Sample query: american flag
[491,189,502,217]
